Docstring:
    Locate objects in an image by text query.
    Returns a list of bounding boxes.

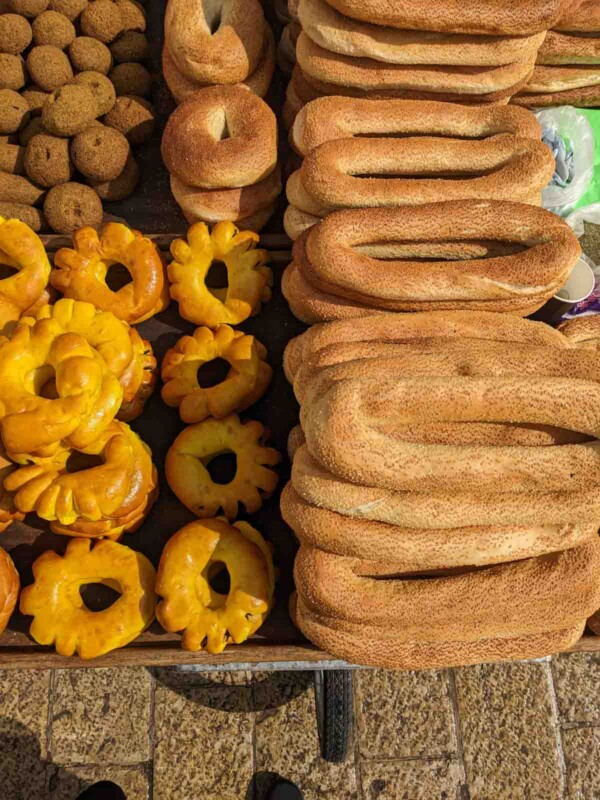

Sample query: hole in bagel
[203,1,222,34]
[205,260,229,296]
[28,365,57,397]
[206,560,231,599]
[79,582,121,611]
[66,452,104,473]
[0,261,17,280]
[354,239,529,262]
[105,262,133,292]
[202,450,237,484]
[196,357,231,388]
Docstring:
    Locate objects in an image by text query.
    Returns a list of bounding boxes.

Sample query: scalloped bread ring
[296,33,536,96]
[0,319,123,460]
[20,538,156,659]
[6,420,156,527]
[162,24,276,103]
[288,135,554,216]
[50,223,169,325]
[166,415,280,520]
[170,165,282,224]
[323,0,565,35]
[299,0,546,67]
[161,85,278,189]
[291,97,542,157]
[164,0,265,84]
[156,518,275,653]
[161,324,272,423]
[555,0,600,33]
[0,217,51,333]
[538,30,600,66]
[168,221,272,327]
[0,548,18,635]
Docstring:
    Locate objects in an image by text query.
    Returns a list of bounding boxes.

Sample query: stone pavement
[0,652,599,799]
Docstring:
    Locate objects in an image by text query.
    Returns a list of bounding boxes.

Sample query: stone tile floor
[0,652,599,799]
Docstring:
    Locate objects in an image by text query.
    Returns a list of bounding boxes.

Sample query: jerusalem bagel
[522,64,600,93]
[512,83,600,107]
[537,29,600,65]
[555,0,600,32]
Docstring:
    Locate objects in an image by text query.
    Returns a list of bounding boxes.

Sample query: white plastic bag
[536,106,594,216]
[565,203,600,237]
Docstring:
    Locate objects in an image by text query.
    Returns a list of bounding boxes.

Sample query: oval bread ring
[291,96,542,157]
[164,0,265,84]
[281,483,598,568]
[537,30,600,65]
[297,33,536,96]
[291,135,554,214]
[161,84,277,189]
[522,65,600,93]
[299,0,547,67]
[323,0,565,35]
[171,164,282,223]
[555,0,600,33]
[183,202,276,233]
[301,203,579,309]
[559,316,600,349]
[511,83,600,108]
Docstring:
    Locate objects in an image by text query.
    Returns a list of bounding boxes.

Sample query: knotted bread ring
[20,538,157,659]
[166,414,280,519]
[50,223,169,325]
[117,329,157,422]
[0,318,123,460]
[168,221,272,327]
[0,217,51,333]
[5,421,157,534]
[156,518,275,653]
[161,324,272,423]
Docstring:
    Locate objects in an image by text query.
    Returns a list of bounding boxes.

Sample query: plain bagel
[161,85,277,188]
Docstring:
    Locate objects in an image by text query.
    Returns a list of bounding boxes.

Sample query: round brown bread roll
[48,0,87,20]
[109,30,148,62]
[80,0,124,43]
[0,144,24,174]
[32,10,76,48]
[0,202,45,231]
[161,84,277,189]
[115,0,144,31]
[0,14,33,54]
[19,116,45,145]
[89,150,138,199]
[0,90,30,134]
[42,83,98,136]
[43,180,102,232]
[103,94,154,144]
[21,85,50,115]
[5,0,49,17]
[0,55,28,91]
[70,124,129,180]
[109,61,150,96]
[0,172,45,205]
[24,132,73,186]
[27,45,73,90]
[69,36,112,73]
[71,70,115,114]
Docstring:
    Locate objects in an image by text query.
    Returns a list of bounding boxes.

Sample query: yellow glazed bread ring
[156,518,275,653]
[0,548,18,635]
[50,223,169,325]
[6,421,156,526]
[0,449,25,533]
[0,318,123,460]
[117,329,157,422]
[168,221,272,327]
[20,538,157,659]
[161,324,272,423]
[166,414,280,519]
[0,217,51,332]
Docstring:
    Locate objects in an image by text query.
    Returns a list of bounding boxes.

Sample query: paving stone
[455,662,564,800]
[563,727,600,800]
[254,671,358,800]
[50,667,153,765]
[360,759,463,800]
[47,764,149,800]
[152,667,253,688]
[552,653,600,724]
[0,669,50,800]
[153,674,254,800]
[355,669,456,759]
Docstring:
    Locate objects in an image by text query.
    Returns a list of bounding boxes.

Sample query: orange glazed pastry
[0,548,19,635]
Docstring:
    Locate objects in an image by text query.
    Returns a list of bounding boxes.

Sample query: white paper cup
[531,257,595,325]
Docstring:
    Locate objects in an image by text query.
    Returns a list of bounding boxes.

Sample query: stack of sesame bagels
[161,85,281,231]
[283,311,600,669]
[163,0,275,103]
[282,0,566,126]
[513,0,600,106]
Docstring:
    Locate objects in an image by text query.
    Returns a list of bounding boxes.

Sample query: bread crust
[555,0,600,32]
[512,82,600,106]
[538,29,600,64]
[523,64,600,93]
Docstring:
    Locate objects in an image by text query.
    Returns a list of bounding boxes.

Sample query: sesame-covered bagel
[161,85,277,189]
[511,83,600,107]
[555,0,600,32]
[288,136,554,218]
[164,0,265,84]
[323,0,566,35]
[291,97,542,157]
[0,216,51,331]
[522,65,600,93]
[298,0,547,66]
[537,30,600,65]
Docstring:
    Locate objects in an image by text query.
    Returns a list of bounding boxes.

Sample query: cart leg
[314,669,353,763]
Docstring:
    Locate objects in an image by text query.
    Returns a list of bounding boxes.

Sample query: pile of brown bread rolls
[284,98,554,240]
[162,0,275,103]
[0,0,156,233]
[161,84,281,231]
[282,311,600,669]
[513,0,600,107]
[282,0,569,126]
